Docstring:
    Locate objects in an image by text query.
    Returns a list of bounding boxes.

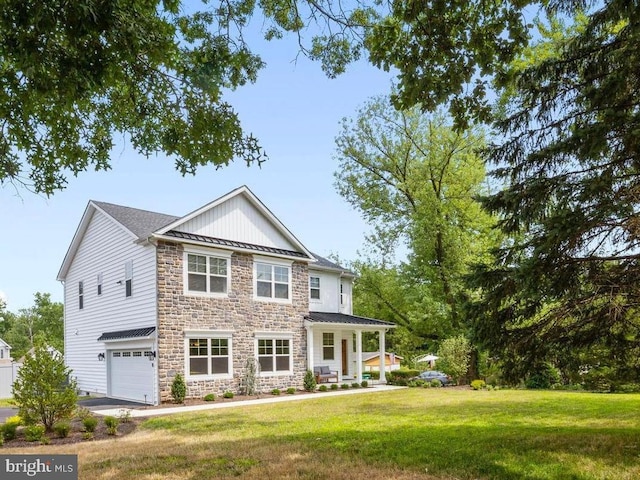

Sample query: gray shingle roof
[310,253,355,275]
[97,327,156,342]
[92,201,180,240]
[305,312,395,327]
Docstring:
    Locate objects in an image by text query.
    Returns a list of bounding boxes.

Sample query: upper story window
[124,260,133,297]
[97,273,103,296]
[310,276,320,300]
[78,281,84,310]
[184,249,231,296]
[254,258,292,301]
[340,282,344,305]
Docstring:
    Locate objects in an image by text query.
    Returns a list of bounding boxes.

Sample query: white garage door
[109,350,155,403]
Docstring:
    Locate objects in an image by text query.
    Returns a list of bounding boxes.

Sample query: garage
[97,326,157,404]
[108,349,155,403]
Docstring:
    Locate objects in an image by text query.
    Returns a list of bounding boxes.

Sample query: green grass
[142,389,640,479]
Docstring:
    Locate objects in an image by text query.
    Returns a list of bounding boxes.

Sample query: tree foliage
[1,293,63,360]
[437,335,471,384]
[12,342,77,431]
[334,96,497,354]
[468,3,640,382]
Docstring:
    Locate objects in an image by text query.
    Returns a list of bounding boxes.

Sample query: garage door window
[187,335,232,378]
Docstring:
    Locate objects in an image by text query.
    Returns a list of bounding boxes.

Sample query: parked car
[416,370,451,385]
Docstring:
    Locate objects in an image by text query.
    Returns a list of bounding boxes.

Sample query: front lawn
[4,388,639,479]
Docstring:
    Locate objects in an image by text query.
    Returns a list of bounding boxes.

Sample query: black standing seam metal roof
[164,230,310,258]
[97,327,156,342]
[305,312,395,327]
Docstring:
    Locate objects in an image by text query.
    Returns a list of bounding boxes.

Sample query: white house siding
[309,269,353,315]
[64,209,158,398]
[179,194,297,250]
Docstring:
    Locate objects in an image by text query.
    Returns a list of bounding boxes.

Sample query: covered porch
[304,312,396,384]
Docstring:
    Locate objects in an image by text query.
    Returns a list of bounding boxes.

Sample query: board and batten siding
[179,194,297,250]
[64,209,157,396]
[308,269,353,315]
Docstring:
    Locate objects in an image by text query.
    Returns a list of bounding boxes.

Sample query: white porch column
[306,325,314,371]
[355,330,363,382]
[379,329,386,383]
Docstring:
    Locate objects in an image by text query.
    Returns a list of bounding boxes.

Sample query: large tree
[334,96,496,354]
[0,0,380,194]
[468,5,640,383]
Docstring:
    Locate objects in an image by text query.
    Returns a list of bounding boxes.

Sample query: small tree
[437,335,472,385]
[303,370,317,392]
[171,373,187,403]
[12,343,77,431]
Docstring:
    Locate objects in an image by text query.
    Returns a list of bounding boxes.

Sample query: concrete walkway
[93,384,404,418]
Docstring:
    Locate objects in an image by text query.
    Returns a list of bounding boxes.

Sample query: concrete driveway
[0,397,146,423]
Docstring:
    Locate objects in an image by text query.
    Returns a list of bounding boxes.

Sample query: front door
[342,339,348,375]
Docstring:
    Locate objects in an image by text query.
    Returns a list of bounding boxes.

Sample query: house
[0,338,11,366]
[362,352,403,373]
[57,186,395,404]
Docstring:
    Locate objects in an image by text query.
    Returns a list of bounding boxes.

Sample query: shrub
[437,335,472,384]
[330,384,339,390]
[223,391,234,399]
[53,421,71,438]
[204,393,216,402]
[387,369,420,386]
[12,343,78,431]
[361,380,368,388]
[430,379,443,388]
[171,373,187,403]
[471,379,486,390]
[82,432,94,441]
[286,387,296,395]
[83,415,98,433]
[341,383,350,389]
[2,415,22,440]
[351,382,360,389]
[0,431,3,446]
[271,388,281,395]
[118,409,132,423]
[408,379,426,388]
[24,425,46,442]
[318,385,328,392]
[75,406,92,421]
[104,416,119,435]
[303,370,317,392]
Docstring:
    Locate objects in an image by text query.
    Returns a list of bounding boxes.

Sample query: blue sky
[0,27,394,312]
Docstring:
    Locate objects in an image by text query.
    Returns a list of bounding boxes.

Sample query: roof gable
[157,186,314,259]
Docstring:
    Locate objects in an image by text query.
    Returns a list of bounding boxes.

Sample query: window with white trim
[125,260,133,297]
[185,252,229,294]
[255,261,291,300]
[340,282,344,305]
[310,276,320,300]
[256,336,292,374]
[186,334,232,378]
[322,333,335,360]
[97,273,103,296]
[78,281,84,310]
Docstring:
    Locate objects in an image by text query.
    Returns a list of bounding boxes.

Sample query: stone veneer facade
[156,241,309,401]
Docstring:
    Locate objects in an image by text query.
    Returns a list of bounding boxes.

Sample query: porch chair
[314,365,339,383]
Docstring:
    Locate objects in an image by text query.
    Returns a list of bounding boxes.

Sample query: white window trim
[184,330,234,381]
[97,273,103,296]
[183,247,232,298]
[309,275,321,303]
[253,256,293,304]
[125,260,133,298]
[254,331,294,377]
[322,332,335,361]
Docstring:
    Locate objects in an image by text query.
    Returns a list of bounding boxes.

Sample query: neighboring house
[362,352,403,373]
[17,345,62,364]
[0,338,12,365]
[57,186,395,405]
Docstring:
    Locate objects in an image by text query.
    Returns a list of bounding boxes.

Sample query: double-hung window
[256,334,293,375]
[184,249,230,296]
[186,332,233,379]
[322,333,335,360]
[78,281,84,310]
[254,258,291,301]
[310,276,320,300]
